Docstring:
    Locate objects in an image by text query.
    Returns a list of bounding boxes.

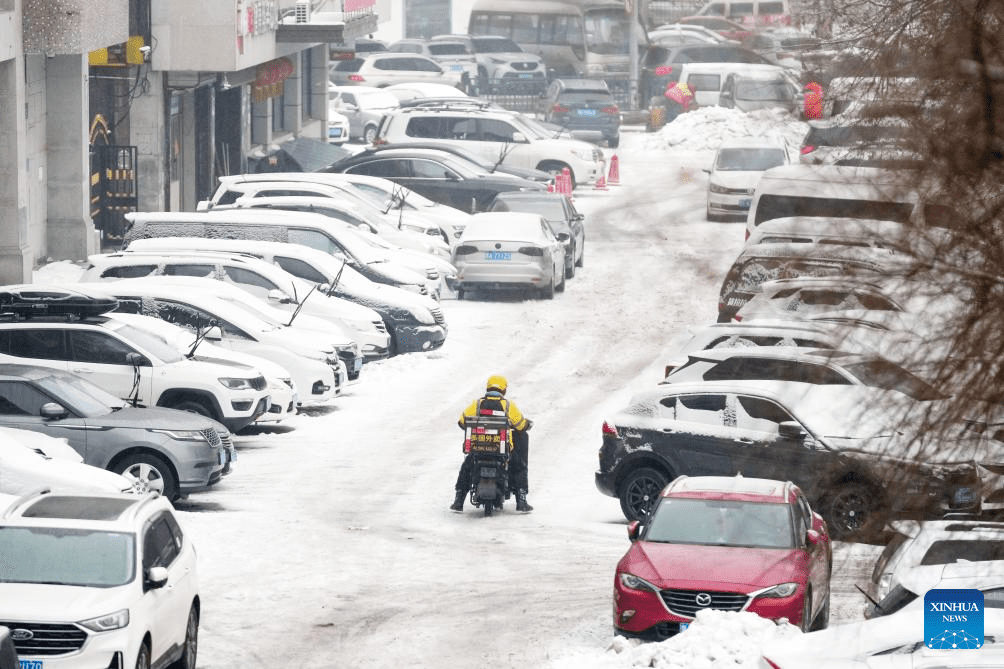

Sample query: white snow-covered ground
[36,109,884,669]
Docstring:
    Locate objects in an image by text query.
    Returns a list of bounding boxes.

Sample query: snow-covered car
[596,380,987,535]
[0,491,200,669]
[383,81,472,104]
[615,476,831,640]
[864,560,1004,620]
[865,519,1004,603]
[120,237,449,354]
[77,278,345,407]
[488,190,586,278]
[328,52,463,89]
[329,85,401,143]
[429,35,547,94]
[386,39,479,93]
[451,212,567,300]
[705,137,790,221]
[327,106,351,145]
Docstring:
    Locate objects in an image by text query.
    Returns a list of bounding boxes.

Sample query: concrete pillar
[0,56,31,283]
[131,70,167,213]
[45,54,98,260]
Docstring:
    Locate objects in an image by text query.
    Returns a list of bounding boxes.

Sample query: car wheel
[176,605,199,669]
[116,453,178,501]
[608,134,620,148]
[537,161,575,190]
[484,502,493,517]
[619,467,669,521]
[135,643,151,669]
[811,590,830,631]
[540,279,555,299]
[169,399,216,421]
[575,245,584,268]
[556,270,566,292]
[823,482,880,540]
[564,258,575,279]
[363,125,378,144]
[456,288,465,300]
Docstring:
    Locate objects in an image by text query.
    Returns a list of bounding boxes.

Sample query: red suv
[613,475,832,640]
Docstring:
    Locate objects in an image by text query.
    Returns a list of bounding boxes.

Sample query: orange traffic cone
[593,173,608,191]
[547,181,555,192]
[559,167,573,196]
[607,154,620,186]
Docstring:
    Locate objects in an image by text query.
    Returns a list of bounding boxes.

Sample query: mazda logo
[494,243,502,249]
[695,593,712,607]
[11,629,33,641]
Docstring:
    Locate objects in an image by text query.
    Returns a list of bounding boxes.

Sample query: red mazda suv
[613,475,832,640]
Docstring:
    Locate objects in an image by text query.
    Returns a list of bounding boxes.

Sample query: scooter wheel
[484,503,493,517]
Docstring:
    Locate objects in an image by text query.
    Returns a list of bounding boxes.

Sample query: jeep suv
[0,286,270,432]
[374,104,606,188]
[0,490,199,669]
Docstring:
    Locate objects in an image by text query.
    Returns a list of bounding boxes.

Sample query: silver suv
[0,490,199,669]
[430,34,547,94]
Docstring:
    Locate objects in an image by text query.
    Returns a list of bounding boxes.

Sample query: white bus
[468,0,647,87]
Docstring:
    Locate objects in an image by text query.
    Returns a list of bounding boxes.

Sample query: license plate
[450,64,464,71]
[518,73,534,79]
[954,487,977,505]
[328,128,342,138]
[353,358,362,373]
[679,623,689,632]
[739,198,752,209]
[484,251,511,261]
[577,109,597,117]
[480,467,497,478]
[219,449,226,465]
[20,661,44,669]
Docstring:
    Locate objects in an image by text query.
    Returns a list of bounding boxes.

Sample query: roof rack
[400,99,499,111]
[0,288,119,320]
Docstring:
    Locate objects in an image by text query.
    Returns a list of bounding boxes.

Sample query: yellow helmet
[486,375,508,394]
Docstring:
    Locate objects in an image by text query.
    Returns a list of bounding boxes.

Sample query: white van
[677,62,791,107]
[697,0,793,27]
[744,164,954,239]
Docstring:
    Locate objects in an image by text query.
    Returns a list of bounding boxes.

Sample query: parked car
[326,106,351,145]
[704,137,790,221]
[799,116,912,165]
[0,284,271,432]
[430,34,547,94]
[373,104,606,188]
[122,237,447,354]
[649,22,735,45]
[866,519,1004,603]
[0,490,199,669]
[595,380,987,536]
[614,475,831,640]
[387,39,479,93]
[324,146,548,212]
[740,31,804,70]
[865,559,1004,619]
[383,81,471,103]
[328,52,463,89]
[676,62,792,108]
[745,216,917,250]
[451,212,567,300]
[678,15,753,41]
[0,363,227,499]
[371,140,554,188]
[719,70,799,112]
[488,191,585,278]
[640,42,771,102]
[329,85,400,143]
[537,78,621,147]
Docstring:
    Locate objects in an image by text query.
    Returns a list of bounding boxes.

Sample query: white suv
[375,104,606,188]
[0,285,270,433]
[0,490,199,669]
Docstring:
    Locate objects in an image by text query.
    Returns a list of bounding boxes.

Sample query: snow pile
[644,107,809,153]
[551,610,803,669]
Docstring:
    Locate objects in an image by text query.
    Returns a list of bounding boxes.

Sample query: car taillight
[800,145,815,154]
[601,105,619,114]
[551,104,569,113]
[733,315,743,322]
[518,246,543,256]
[602,421,618,437]
[654,66,673,76]
[349,74,365,82]
[454,245,478,255]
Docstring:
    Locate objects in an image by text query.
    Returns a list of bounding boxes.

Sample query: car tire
[537,161,575,190]
[811,590,830,631]
[540,279,555,299]
[363,125,378,144]
[135,642,151,669]
[556,271,566,292]
[608,134,620,148]
[575,245,584,268]
[456,288,465,300]
[619,467,670,521]
[176,605,199,669]
[169,399,216,421]
[565,257,575,279]
[116,453,179,501]
[822,482,880,540]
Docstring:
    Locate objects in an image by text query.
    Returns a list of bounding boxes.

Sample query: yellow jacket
[458,391,529,441]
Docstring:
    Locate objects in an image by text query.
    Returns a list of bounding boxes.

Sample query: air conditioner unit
[295,0,311,23]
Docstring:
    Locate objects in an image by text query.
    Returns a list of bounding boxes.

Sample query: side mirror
[627,520,643,541]
[145,566,169,590]
[204,325,224,341]
[125,352,150,367]
[511,132,528,143]
[702,167,711,174]
[778,421,807,440]
[557,232,570,242]
[40,402,69,420]
[343,103,358,112]
[806,529,822,545]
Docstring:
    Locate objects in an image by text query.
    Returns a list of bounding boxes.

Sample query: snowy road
[163,128,883,669]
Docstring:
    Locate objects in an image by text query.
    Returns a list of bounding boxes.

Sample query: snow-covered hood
[0,581,136,622]
[0,445,135,495]
[95,406,221,431]
[259,326,337,358]
[167,354,261,379]
[709,170,763,191]
[625,542,802,590]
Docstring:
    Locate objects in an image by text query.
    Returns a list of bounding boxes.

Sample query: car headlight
[149,428,210,442]
[80,609,130,632]
[218,376,256,390]
[618,572,658,592]
[757,582,799,598]
[490,57,507,64]
[708,182,730,194]
[569,148,593,161]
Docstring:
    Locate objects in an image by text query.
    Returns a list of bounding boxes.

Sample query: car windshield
[645,498,794,549]
[0,527,135,587]
[111,322,184,363]
[735,79,791,101]
[841,360,946,400]
[36,372,125,415]
[471,37,521,53]
[495,198,567,222]
[715,148,787,171]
